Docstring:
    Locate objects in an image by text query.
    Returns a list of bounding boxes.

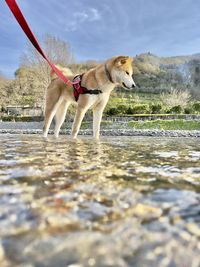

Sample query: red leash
[5,0,78,86]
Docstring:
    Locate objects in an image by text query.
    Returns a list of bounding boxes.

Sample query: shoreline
[0,121,200,137]
[1,130,200,138]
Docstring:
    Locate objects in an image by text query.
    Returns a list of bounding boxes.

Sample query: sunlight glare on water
[0,134,200,267]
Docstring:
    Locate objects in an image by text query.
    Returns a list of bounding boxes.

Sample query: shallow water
[0,134,200,267]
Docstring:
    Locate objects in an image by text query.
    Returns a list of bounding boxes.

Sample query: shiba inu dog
[43,56,136,139]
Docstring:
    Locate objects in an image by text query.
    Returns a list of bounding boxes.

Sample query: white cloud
[65,8,101,32]
[89,8,101,21]
[73,11,89,22]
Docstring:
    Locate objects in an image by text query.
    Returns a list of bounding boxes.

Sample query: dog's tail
[50,64,74,81]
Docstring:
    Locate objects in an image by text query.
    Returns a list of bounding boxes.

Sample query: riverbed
[0,135,200,267]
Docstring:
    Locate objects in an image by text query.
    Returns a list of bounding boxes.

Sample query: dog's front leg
[93,109,104,140]
[71,107,87,139]
[93,100,108,140]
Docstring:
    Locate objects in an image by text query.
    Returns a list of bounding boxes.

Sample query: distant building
[7,105,43,116]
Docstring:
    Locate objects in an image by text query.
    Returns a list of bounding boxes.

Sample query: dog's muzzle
[122,82,136,89]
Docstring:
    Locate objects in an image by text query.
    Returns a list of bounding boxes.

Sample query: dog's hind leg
[54,101,70,137]
[71,106,88,139]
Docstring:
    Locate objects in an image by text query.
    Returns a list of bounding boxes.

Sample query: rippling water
[0,134,200,267]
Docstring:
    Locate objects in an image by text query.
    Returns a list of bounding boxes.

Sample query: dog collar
[105,64,114,83]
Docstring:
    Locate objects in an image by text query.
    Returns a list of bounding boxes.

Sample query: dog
[43,56,136,139]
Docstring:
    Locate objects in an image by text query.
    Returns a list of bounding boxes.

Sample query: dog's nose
[131,83,136,89]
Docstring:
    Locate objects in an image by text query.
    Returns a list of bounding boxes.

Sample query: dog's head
[110,56,136,90]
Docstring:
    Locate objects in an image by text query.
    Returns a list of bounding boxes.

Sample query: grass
[79,119,200,131]
[128,119,200,130]
[105,114,198,117]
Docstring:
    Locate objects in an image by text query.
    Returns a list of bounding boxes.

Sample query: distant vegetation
[128,119,200,131]
[1,34,200,117]
[105,95,200,116]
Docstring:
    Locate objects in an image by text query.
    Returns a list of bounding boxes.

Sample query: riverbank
[0,122,200,137]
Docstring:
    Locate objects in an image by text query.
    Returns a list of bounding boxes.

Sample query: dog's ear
[115,56,131,66]
[120,58,127,65]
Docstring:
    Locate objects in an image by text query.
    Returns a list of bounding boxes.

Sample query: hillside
[132,53,200,97]
[135,52,200,70]
[1,52,200,110]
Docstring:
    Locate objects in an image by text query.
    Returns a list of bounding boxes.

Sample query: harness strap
[73,75,102,102]
[82,89,103,95]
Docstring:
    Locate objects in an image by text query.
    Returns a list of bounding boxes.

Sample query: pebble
[186,223,200,237]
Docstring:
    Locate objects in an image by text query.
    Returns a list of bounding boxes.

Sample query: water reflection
[0,135,200,267]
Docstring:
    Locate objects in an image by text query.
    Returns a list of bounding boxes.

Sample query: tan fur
[43,56,135,139]
[50,64,74,81]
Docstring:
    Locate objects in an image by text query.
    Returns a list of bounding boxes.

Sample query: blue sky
[1,0,200,78]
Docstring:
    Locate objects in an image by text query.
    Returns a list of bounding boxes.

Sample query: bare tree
[161,88,191,107]
[20,34,75,88]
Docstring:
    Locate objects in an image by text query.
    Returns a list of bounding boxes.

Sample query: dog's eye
[126,71,129,76]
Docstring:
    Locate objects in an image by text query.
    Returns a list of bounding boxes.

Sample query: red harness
[72,75,102,102]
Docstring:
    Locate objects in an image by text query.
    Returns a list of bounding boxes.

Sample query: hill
[1,52,200,110]
[132,53,200,96]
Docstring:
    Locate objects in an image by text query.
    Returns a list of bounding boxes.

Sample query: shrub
[168,105,182,114]
[131,104,149,114]
[15,116,43,122]
[117,105,128,114]
[150,103,163,114]
[184,107,193,114]
[106,107,119,116]
[192,102,200,113]
[1,115,43,122]
[1,115,14,121]
[126,106,134,114]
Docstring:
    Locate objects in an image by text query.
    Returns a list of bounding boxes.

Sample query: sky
[1,0,200,78]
